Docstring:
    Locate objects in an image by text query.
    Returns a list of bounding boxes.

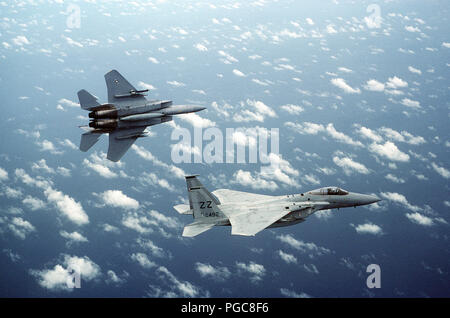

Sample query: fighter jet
[77,70,206,162]
[174,175,381,237]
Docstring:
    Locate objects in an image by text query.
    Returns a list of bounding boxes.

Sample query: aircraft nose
[364,194,381,205]
[192,106,206,112]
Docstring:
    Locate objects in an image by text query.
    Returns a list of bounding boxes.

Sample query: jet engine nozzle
[89,119,118,129]
[89,109,118,119]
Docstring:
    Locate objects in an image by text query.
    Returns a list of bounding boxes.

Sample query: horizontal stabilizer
[173,204,193,215]
[78,89,100,110]
[80,131,102,152]
[182,221,216,237]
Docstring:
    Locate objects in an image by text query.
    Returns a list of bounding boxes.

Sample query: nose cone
[162,105,206,115]
[192,106,206,113]
[361,194,381,205]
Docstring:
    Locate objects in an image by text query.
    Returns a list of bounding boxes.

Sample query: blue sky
[0,0,449,297]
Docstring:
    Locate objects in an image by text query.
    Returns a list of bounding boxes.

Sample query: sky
[0,0,449,297]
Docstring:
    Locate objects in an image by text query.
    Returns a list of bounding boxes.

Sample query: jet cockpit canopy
[308,187,349,196]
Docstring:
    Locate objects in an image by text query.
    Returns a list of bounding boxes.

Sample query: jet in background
[77,70,206,162]
[174,175,381,237]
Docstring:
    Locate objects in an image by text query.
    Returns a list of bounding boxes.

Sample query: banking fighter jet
[77,70,206,162]
[174,175,381,237]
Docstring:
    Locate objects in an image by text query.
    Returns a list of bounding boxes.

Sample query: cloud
[386,76,408,89]
[368,141,410,162]
[44,187,89,225]
[356,126,383,143]
[364,79,385,92]
[137,81,157,91]
[131,253,156,269]
[8,217,36,239]
[280,288,311,298]
[280,104,304,115]
[147,57,159,64]
[232,69,246,77]
[22,195,46,211]
[333,156,370,175]
[15,168,88,226]
[408,66,422,75]
[31,255,101,291]
[177,113,216,128]
[385,173,405,184]
[236,261,266,283]
[59,139,78,150]
[132,145,185,179]
[58,98,79,108]
[431,162,450,179]
[36,140,63,155]
[59,231,88,245]
[276,234,331,257]
[233,99,277,123]
[83,158,118,179]
[405,25,421,32]
[137,238,166,258]
[232,170,278,191]
[31,159,55,174]
[259,153,300,187]
[195,262,231,282]
[12,35,30,46]
[122,213,153,234]
[0,167,8,181]
[166,80,186,87]
[326,124,363,147]
[154,266,202,297]
[194,43,208,51]
[106,270,126,285]
[139,172,175,192]
[401,98,421,109]
[405,212,434,226]
[285,121,324,135]
[380,192,421,213]
[98,190,139,210]
[330,78,360,94]
[353,223,383,235]
[277,250,297,264]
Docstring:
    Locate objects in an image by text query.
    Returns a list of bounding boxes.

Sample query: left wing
[107,127,147,162]
[80,131,102,152]
[221,201,329,236]
[222,204,291,236]
[104,70,147,105]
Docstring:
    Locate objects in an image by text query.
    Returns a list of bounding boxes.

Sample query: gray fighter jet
[174,175,381,237]
[77,70,206,162]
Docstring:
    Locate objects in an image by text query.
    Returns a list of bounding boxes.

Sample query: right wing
[104,70,147,105]
[107,127,146,162]
[211,189,274,204]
